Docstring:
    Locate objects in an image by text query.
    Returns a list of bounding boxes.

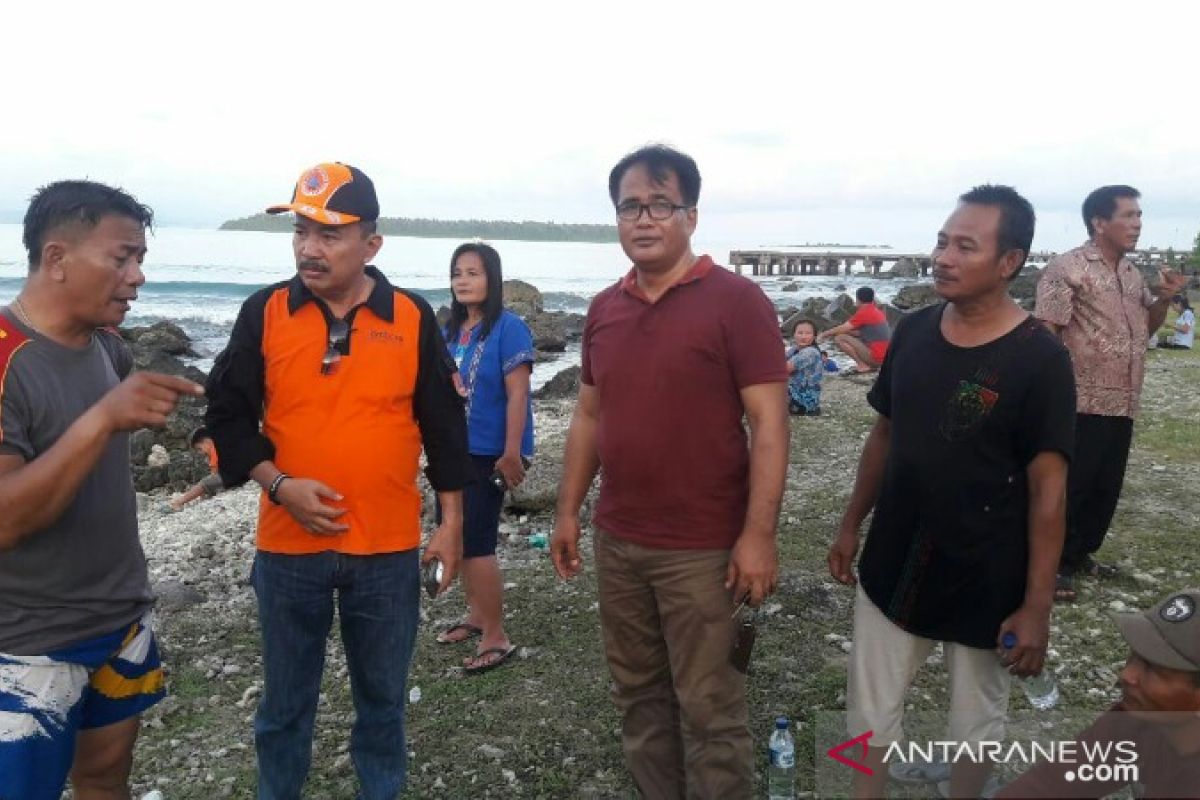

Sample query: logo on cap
[267,162,377,225]
[1160,595,1195,623]
[299,168,330,197]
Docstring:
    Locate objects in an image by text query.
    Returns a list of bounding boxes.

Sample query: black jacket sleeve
[204,288,276,487]
[402,289,472,491]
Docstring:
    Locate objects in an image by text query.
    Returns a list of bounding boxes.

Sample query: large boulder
[163,395,207,446]
[560,313,586,341]
[780,311,806,337]
[782,297,840,336]
[783,310,832,337]
[122,321,201,379]
[526,312,567,353]
[892,284,940,311]
[130,429,156,466]
[890,258,922,278]
[123,321,196,357]
[825,294,856,325]
[881,303,905,328]
[535,365,581,400]
[132,446,210,493]
[801,297,831,318]
[118,322,210,492]
[503,280,543,319]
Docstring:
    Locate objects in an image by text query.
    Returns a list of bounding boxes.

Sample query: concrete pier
[730,247,1184,277]
[729,249,932,277]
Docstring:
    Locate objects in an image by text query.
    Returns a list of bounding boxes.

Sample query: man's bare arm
[827,415,892,585]
[1148,268,1189,334]
[724,382,789,605]
[998,450,1067,677]
[551,384,601,579]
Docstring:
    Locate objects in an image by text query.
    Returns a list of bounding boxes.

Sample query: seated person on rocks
[168,426,225,511]
[996,588,1200,799]
[817,286,892,374]
[1158,295,1194,350]
[785,319,824,415]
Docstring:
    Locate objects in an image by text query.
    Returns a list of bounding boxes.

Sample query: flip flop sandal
[464,645,516,675]
[436,623,482,645]
[889,757,952,785]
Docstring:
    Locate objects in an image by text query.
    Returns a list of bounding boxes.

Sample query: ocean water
[0,224,923,384]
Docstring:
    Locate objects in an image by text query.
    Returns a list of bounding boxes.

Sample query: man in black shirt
[828,185,1076,799]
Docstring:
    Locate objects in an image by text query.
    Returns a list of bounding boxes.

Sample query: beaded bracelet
[267,473,291,505]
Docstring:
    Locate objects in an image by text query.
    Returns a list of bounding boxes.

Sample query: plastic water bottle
[768,716,796,799]
[1001,632,1059,710]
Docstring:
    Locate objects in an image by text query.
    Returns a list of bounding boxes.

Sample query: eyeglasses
[321,318,351,375]
[615,200,692,222]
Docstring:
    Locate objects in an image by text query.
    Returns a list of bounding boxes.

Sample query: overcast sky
[2,0,1196,252]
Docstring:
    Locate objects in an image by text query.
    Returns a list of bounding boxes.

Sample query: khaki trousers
[847,584,1012,746]
[594,528,752,800]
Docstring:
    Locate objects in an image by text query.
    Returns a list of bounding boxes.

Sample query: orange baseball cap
[266,162,379,225]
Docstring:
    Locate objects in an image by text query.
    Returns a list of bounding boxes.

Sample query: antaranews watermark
[812,710,1155,796]
[883,738,1139,784]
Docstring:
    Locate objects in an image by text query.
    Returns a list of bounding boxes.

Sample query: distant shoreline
[219,213,618,244]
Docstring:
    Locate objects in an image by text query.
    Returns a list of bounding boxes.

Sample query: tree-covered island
[219,213,617,243]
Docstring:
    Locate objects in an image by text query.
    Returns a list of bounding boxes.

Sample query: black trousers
[1060,413,1134,572]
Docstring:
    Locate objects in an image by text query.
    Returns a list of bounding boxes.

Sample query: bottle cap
[775,716,789,729]
[1001,632,1017,649]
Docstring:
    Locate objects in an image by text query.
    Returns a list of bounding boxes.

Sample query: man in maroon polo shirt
[551,144,789,798]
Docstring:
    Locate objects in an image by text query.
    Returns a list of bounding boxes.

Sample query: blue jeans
[251,550,419,800]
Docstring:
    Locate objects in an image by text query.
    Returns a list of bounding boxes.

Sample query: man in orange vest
[205,162,471,798]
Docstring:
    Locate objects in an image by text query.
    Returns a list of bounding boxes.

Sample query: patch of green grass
[1132,413,1199,462]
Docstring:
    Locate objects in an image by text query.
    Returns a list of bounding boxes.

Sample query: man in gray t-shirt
[0,180,203,799]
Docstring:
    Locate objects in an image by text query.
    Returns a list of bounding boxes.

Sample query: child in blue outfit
[786,320,824,416]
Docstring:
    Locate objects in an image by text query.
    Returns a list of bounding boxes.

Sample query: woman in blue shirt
[436,242,535,674]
